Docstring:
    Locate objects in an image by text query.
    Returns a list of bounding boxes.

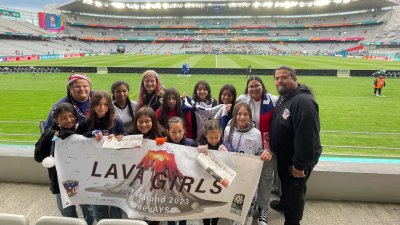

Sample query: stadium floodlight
[343,0,351,3]
[253,2,260,8]
[162,3,169,9]
[83,0,93,5]
[94,1,102,7]
[333,0,343,3]
[314,0,330,6]
[228,2,251,8]
[154,3,161,9]
[111,2,125,9]
[274,1,298,8]
[263,2,274,8]
[184,3,205,9]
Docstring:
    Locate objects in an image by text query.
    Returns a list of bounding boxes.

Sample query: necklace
[70,97,89,119]
[146,93,158,107]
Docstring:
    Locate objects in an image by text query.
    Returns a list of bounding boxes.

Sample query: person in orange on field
[374,76,386,96]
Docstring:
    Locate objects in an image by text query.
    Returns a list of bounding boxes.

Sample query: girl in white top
[111,81,138,134]
[236,76,278,225]
[192,80,218,141]
[223,102,272,225]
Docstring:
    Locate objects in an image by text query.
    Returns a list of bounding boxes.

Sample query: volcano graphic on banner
[86,149,227,217]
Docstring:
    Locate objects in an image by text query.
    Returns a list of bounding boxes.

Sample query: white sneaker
[258,208,269,225]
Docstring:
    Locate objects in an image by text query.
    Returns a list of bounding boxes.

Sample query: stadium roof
[58,0,398,17]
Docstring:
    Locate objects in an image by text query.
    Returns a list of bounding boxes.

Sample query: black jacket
[167,136,198,147]
[34,126,75,194]
[270,84,322,171]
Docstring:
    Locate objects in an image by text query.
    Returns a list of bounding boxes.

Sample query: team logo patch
[230,193,245,216]
[245,139,253,148]
[62,180,79,197]
[282,108,290,120]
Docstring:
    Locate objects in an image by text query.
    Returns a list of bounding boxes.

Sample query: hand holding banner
[55,135,263,223]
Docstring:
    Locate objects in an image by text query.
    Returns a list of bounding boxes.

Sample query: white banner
[55,135,263,223]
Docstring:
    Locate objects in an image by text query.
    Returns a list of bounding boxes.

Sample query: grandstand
[0,0,399,58]
[1,1,400,224]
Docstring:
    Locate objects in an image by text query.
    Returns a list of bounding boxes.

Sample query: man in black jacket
[269,66,322,225]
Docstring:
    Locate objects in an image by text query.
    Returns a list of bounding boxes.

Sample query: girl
[131,106,164,138]
[166,117,197,225]
[131,106,164,225]
[166,117,197,147]
[192,80,218,141]
[111,81,138,134]
[236,76,278,225]
[34,103,95,225]
[198,119,228,153]
[76,90,125,221]
[217,84,237,132]
[197,119,228,225]
[156,88,194,139]
[223,102,273,225]
[138,70,164,112]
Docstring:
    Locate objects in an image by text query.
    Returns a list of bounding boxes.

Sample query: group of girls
[36,70,277,225]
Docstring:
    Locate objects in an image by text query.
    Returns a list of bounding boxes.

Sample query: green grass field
[2,54,400,70]
[1,54,400,157]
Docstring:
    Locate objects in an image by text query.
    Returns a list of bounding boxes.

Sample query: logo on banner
[62,180,79,197]
[86,149,227,215]
[230,194,245,216]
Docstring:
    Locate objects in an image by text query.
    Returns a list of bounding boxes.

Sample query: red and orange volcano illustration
[86,149,227,217]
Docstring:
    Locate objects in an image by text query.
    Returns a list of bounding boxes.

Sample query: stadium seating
[35,216,87,225]
[0,213,29,225]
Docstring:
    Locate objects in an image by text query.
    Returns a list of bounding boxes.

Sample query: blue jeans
[55,193,78,218]
[55,194,95,225]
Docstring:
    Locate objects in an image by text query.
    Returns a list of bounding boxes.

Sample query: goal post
[97,67,108,74]
[337,69,351,77]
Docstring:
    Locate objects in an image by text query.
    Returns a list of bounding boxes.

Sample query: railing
[1,121,400,157]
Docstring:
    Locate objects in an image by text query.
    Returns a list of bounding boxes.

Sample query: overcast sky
[0,0,69,11]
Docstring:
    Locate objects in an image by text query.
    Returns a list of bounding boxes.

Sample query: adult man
[269,66,322,225]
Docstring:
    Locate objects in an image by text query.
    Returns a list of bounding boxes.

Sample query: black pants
[94,205,123,221]
[203,218,219,225]
[374,88,382,95]
[277,161,314,225]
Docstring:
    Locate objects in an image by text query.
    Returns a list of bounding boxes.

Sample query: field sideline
[2,54,400,70]
[0,71,399,157]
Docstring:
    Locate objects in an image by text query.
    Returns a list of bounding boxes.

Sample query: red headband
[67,74,91,85]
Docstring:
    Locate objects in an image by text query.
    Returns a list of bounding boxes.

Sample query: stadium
[0,0,400,224]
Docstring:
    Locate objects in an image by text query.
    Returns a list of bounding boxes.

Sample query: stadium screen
[38,12,65,33]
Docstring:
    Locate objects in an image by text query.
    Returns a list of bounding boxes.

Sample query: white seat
[97,219,148,225]
[0,213,29,225]
[35,216,87,225]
